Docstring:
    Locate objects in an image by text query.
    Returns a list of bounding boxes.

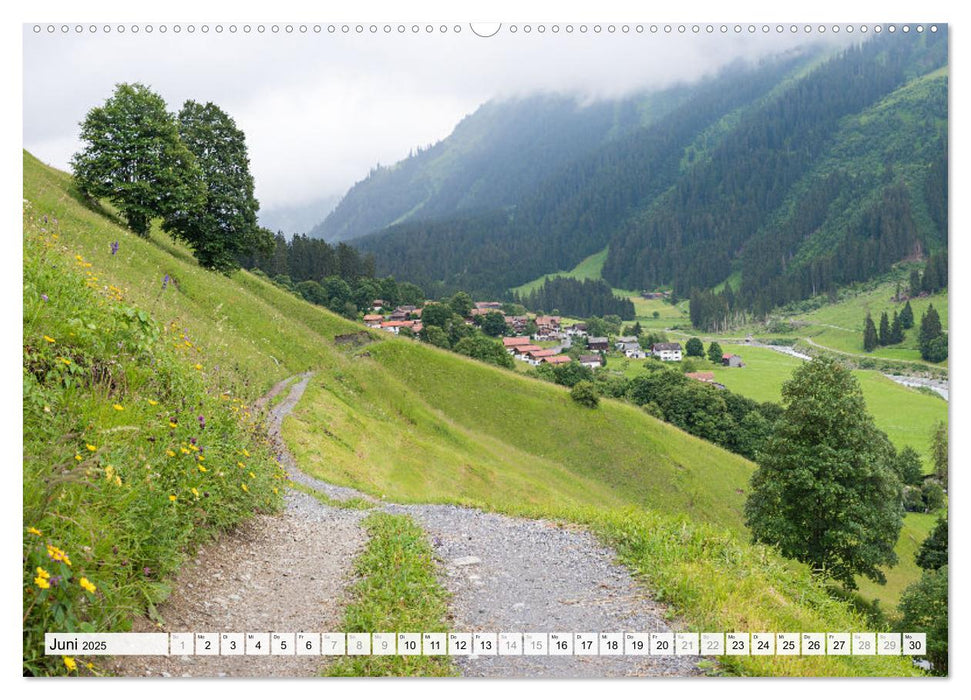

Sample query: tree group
[72,83,269,273]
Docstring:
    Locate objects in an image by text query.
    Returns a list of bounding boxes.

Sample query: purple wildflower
[189,437,197,445]
[50,575,62,587]
[41,294,48,302]
[143,567,152,577]
[162,274,169,290]
[110,241,119,255]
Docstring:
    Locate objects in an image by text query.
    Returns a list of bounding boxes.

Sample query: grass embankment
[23,151,363,394]
[22,205,285,676]
[324,513,455,677]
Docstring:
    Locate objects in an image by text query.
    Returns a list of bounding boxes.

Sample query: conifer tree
[879,311,890,346]
[890,310,904,344]
[863,313,878,352]
[900,300,915,329]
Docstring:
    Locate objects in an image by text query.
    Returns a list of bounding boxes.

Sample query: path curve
[281,374,703,677]
[110,372,703,678]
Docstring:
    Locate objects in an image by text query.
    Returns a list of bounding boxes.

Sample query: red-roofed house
[502,336,533,353]
[543,355,571,365]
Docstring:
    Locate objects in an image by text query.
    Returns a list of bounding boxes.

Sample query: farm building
[587,336,609,352]
[722,354,745,367]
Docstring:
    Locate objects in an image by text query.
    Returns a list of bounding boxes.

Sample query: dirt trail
[109,372,702,678]
[275,375,703,677]
[105,375,367,678]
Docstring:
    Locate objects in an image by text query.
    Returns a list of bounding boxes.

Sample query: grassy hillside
[511,247,608,296]
[286,340,755,529]
[23,152,921,677]
[23,151,362,396]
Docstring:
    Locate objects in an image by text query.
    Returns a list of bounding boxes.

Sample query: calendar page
[20,1,951,685]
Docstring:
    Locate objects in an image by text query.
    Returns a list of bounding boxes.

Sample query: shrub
[570,381,599,408]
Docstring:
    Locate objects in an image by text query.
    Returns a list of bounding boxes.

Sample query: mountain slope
[353,49,820,295]
[311,89,691,242]
[350,31,946,312]
[23,149,755,530]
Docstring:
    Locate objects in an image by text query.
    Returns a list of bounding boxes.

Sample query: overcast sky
[23,24,860,223]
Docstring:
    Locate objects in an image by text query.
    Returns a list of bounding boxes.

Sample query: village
[361,298,745,382]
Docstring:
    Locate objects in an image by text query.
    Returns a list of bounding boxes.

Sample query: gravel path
[105,376,368,678]
[109,372,703,678]
[281,374,703,678]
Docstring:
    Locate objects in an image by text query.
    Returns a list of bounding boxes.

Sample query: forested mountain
[347,31,946,314]
[311,88,692,242]
[352,49,821,293]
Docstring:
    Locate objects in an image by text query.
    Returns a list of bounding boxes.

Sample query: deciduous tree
[72,83,205,236]
[744,358,903,588]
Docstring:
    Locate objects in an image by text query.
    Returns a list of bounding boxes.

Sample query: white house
[652,342,683,362]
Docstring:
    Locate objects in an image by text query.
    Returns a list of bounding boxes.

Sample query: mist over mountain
[309,85,700,242]
[337,31,945,314]
[259,193,341,238]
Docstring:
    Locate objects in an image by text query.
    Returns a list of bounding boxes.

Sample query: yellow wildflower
[194,363,203,370]
[168,494,177,502]
[198,465,207,473]
[242,448,251,457]
[189,444,199,452]
[86,444,97,452]
[59,357,71,365]
[114,475,122,487]
[86,662,94,671]
[166,450,176,457]
[197,455,204,462]
[180,447,190,454]
[36,567,50,579]
[79,577,96,593]
[35,576,50,589]
[272,487,278,495]
[191,488,199,498]
[169,422,178,429]
[63,656,76,672]
[237,461,245,469]
[27,527,42,536]
[112,404,124,411]
[46,545,71,566]
[249,472,255,479]
[43,335,55,343]
[74,454,82,461]
[147,399,158,406]
[241,483,249,493]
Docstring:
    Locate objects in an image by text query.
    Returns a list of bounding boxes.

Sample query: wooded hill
[338,31,947,314]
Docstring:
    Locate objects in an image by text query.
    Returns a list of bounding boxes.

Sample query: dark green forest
[345,31,946,317]
[514,277,635,320]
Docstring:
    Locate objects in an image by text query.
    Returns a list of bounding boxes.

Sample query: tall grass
[22,204,285,676]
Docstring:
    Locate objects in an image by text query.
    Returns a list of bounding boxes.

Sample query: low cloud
[23,25,859,213]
